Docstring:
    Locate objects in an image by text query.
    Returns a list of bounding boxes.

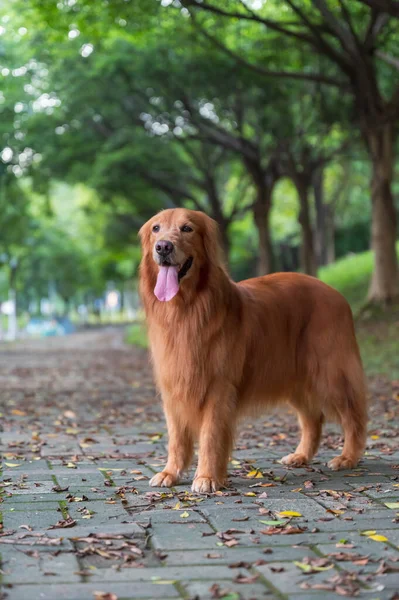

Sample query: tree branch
[182,0,316,45]
[355,0,399,17]
[375,49,399,70]
[190,14,347,89]
[312,0,360,57]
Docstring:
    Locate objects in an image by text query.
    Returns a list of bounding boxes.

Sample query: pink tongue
[154,266,179,302]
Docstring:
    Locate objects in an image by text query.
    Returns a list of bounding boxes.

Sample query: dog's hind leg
[328,370,367,471]
[281,408,323,467]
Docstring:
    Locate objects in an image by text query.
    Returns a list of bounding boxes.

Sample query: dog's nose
[155,240,174,257]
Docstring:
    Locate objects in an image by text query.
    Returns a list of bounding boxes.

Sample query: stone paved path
[1,329,399,600]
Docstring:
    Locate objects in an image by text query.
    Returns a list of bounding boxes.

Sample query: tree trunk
[313,167,328,267]
[253,198,274,276]
[206,182,231,265]
[366,125,398,303]
[245,160,276,276]
[325,204,335,264]
[296,178,317,277]
[214,216,230,264]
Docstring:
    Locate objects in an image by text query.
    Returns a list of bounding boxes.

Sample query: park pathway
[0,328,399,600]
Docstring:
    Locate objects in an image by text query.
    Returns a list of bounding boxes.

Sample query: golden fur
[139,208,368,493]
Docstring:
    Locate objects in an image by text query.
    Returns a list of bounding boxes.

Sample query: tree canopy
[0,0,398,310]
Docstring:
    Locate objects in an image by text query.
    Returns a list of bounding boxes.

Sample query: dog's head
[139,208,222,302]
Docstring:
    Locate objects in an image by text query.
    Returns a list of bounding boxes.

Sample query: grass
[125,322,148,348]
[127,243,399,380]
[320,243,399,381]
[319,241,399,315]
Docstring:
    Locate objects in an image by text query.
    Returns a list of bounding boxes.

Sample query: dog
[139,208,368,493]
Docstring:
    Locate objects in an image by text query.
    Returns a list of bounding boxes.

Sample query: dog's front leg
[150,407,193,488]
[192,382,237,494]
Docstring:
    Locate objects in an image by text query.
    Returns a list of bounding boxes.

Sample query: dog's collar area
[178,257,193,282]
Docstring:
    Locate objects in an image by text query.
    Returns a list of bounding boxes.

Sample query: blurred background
[0,0,397,378]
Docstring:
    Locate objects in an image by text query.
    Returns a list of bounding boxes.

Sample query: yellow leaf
[247,469,263,478]
[66,462,77,469]
[4,462,21,468]
[180,511,189,518]
[385,502,399,509]
[327,509,345,515]
[368,534,388,542]
[370,435,380,440]
[11,409,26,416]
[278,510,302,518]
[231,460,241,466]
[244,492,256,497]
[291,488,303,492]
[173,502,181,510]
[66,428,78,435]
[361,530,376,536]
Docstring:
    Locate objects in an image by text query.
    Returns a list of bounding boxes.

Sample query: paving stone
[45,521,145,540]
[1,582,181,599]
[0,481,57,496]
[2,329,398,600]
[163,545,319,566]
[2,550,81,584]
[151,522,218,550]
[2,508,63,530]
[86,565,249,582]
[2,501,62,512]
[133,509,207,524]
[254,560,341,594]
[183,580,273,599]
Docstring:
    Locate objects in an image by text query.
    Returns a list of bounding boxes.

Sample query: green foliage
[320,242,399,313]
[1,0,398,313]
[125,322,148,349]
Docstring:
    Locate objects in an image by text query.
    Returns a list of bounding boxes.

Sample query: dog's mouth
[154,257,193,302]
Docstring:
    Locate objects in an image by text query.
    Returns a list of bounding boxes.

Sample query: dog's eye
[152,225,160,233]
[181,225,193,233]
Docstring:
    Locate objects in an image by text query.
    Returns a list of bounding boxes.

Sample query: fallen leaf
[385,502,399,509]
[64,410,76,419]
[52,485,69,493]
[294,560,334,574]
[233,573,260,583]
[180,511,189,518]
[48,517,76,530]
[4,463,21,468]
[368,534,388,542]
[278,510,302,518]
[11,409,27,416]
[93,593,118,600]
[261,525,306,535]
[246,469,263,478]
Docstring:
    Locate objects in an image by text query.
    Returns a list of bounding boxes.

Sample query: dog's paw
[149,471,178,488]
[191,476,219,494]
[281,453,309,467]
[328,456,358,471]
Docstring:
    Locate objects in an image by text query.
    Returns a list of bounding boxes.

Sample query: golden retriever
[139,208,367,493]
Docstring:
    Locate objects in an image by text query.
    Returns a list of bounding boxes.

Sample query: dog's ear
[138,219,151,250]
[201,213,225,266]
